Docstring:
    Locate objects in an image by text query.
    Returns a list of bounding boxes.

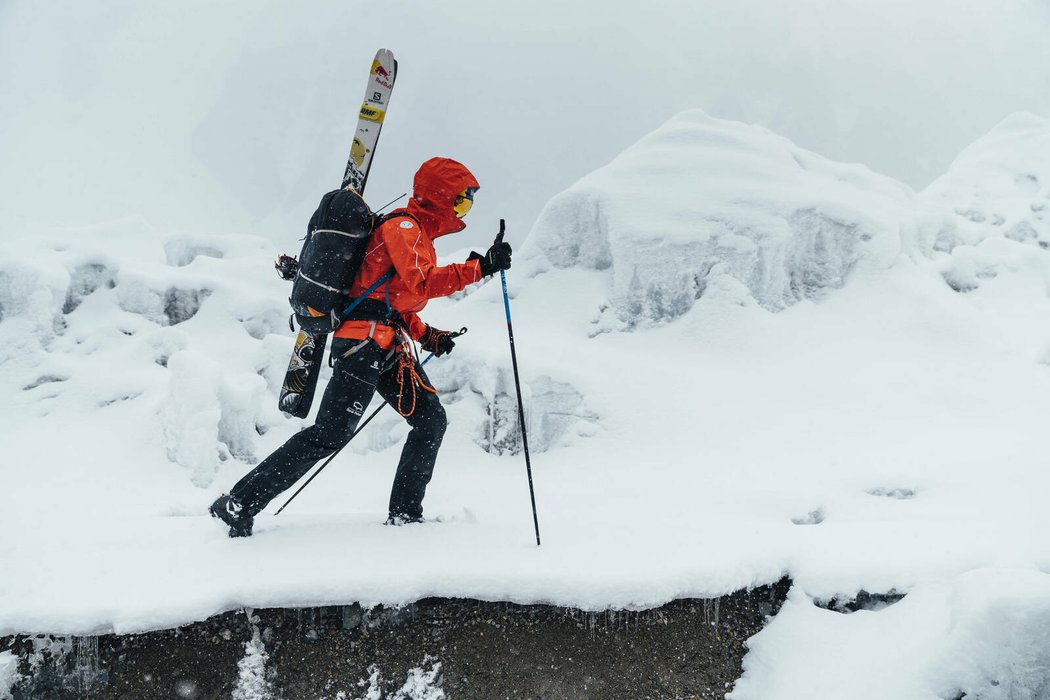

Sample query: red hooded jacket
[334,158,483,347]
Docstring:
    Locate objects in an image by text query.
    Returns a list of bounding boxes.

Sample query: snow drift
[917,112,1050,298]
[528,110,914,328]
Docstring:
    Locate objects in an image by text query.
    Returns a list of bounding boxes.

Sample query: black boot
[209,494,254,538]
[385,513,426,526]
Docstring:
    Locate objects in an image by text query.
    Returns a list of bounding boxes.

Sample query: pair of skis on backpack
[277,49,398,418]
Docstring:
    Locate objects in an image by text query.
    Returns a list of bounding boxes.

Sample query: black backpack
[289,189,390,334]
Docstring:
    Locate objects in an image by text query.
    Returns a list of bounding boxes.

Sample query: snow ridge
[528,109,915,327]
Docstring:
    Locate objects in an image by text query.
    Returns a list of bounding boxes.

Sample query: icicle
[71,635,106,694]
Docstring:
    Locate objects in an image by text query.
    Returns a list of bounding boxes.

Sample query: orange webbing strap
[394,345,437,417]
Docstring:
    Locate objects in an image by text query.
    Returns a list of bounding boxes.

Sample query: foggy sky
[2,0,1047,251]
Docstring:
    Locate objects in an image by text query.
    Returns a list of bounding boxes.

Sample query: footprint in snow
[791,508,825,525]
[867,487,916,499]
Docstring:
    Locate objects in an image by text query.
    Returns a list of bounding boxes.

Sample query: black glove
[420,325,456,357]
[469,234,512,277]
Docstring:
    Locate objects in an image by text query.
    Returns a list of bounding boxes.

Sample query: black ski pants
[230,338,446,520]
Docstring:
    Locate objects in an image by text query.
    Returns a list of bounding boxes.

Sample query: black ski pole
[496,220,541,546]
[273,390,399,516]
[273,337,457,516]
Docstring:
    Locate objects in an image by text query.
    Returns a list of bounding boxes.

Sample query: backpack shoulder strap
[338,208,417,320]
[378,209,420,229]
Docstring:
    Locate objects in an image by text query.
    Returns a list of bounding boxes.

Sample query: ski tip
[371,49,397,83]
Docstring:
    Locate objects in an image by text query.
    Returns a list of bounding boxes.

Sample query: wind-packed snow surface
[2,110,1050,698]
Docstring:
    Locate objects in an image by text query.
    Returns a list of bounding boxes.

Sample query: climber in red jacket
[210,157,512,537]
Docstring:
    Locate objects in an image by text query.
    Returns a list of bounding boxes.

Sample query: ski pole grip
[495,219,506,244]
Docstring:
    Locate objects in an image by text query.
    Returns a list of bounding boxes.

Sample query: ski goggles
[453,187,477,218]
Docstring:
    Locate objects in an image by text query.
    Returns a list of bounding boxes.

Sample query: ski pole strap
[341,270,393,318]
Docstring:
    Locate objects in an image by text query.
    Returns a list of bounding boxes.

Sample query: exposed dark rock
[814,589,907,614]
[3,579,790,700]
[62,263,117,315]
[164,287,212,325]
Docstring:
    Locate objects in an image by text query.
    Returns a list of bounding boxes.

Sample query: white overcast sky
[2,0,1048,251]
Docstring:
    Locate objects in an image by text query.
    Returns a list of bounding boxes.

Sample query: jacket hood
[406,157,480,238]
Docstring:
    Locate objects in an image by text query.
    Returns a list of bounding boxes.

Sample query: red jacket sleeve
[379,218,482,299]
[402,311,428,341]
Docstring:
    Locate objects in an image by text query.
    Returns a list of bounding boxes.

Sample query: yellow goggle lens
[453,188,477,218]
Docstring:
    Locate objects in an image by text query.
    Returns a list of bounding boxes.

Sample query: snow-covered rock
[919,112,1050,252]
[528,110,915,327]
[916,112,1050,295]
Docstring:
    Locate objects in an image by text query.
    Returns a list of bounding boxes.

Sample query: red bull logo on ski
[371,60,394,89]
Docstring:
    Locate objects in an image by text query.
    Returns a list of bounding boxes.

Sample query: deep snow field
[2,110,1050,698]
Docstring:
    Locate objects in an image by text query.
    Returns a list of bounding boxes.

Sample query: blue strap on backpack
[341,270,393,318]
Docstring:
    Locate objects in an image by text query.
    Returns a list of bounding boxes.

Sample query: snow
[352,658,445,700]
[529,109,914,323]
[232,614,274,700]
[2,105,1050,697]
[731,569,1050,700]
[0,650,21,700]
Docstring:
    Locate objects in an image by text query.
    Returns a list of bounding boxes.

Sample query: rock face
[528,109,915,326]
[2,582,789,700]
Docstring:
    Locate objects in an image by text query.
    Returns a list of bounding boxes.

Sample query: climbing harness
[393,342,438,417]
